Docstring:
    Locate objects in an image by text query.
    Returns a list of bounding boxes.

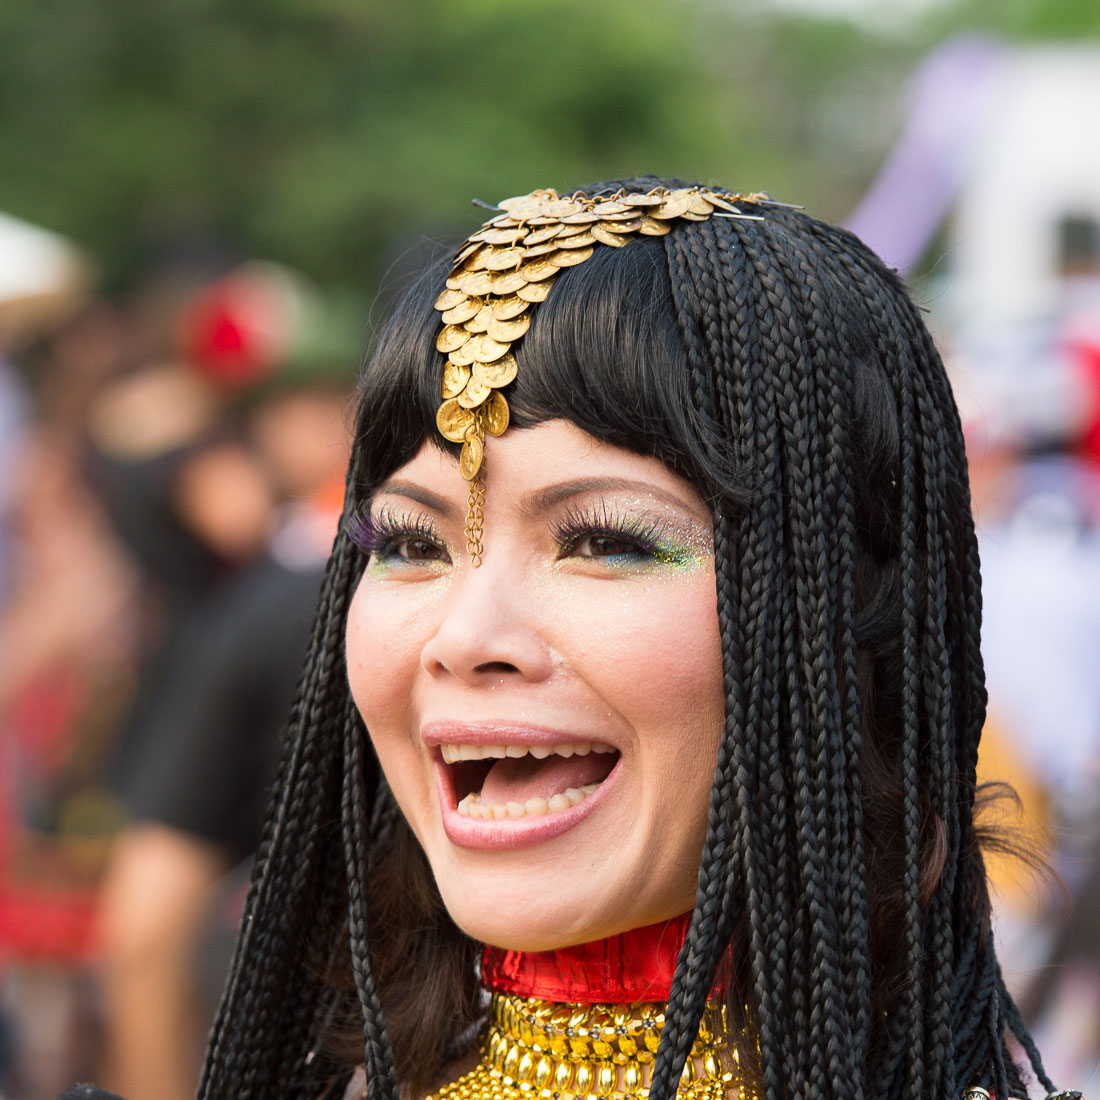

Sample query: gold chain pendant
[427,992,747,1100]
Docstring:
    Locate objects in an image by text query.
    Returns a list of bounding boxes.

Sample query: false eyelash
[550,501,664,555]
[346,505,439,556]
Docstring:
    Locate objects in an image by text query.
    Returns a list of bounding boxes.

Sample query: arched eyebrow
[372,479,460,521]
[372,475,703,524]
[520,477,699,519]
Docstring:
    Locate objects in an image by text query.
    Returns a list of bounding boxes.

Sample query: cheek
[345,580,431,778]
[593,577,722,727]
[563,573,724,786]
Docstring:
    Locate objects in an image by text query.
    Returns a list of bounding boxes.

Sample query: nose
[420,554,553,685]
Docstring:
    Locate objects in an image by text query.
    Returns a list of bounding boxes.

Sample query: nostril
[474,660,521,675]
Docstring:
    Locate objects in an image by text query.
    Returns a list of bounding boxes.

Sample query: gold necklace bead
[426,993,746,1100]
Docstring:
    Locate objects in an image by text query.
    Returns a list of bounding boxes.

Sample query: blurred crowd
[0,240,358,1100]
[952,213,1100,1092]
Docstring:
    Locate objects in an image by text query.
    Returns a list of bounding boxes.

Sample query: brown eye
[395,536,447,562]
[573,534,637,558]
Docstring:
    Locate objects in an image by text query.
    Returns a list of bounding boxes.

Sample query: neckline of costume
[480,913,692,1003]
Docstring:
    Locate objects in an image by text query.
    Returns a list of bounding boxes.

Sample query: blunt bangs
[350,232,746,508]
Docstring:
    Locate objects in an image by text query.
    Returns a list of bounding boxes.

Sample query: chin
[438,886,607,952]
[436,871,691,952]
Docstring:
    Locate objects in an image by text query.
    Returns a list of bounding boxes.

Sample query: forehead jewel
[433,185,769,563]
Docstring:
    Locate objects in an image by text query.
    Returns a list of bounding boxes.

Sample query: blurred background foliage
[0,0,1098,291]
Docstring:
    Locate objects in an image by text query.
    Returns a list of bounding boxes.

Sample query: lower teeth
[457,784,600,819]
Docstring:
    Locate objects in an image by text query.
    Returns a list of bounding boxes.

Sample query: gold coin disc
[490,270,529,295]
[591,200,632,216]
[483,391,510,436]
[491,296,530,321]
[435,287,467,310]
[449,341,476,367]
[480,227,528,246]
[436,324,470,353]
[556,221,599,238]
[498,193,553,217]
[457,376,492,409]
[437,399,475,443]
[486,315,530,344]
[441,297,481,325]
[520,257,559,282]
[541,199,583,218]
[469,334,510,363]
[459,271,495,297]
[550,246,593,267]
[473,352,518,388]
[518,241,559,259]
[464,305,494,334]
[516,279,554,302]
[453,241,481,266]
[524,224,565,245]
[441,361,472,399]
[484,247,525,272]
[559,210,600,225]
[653,194,693,219]
[459,434,484,481]
[638,216,671,236]
[556,232,597,249]
[603,216,643,233]
[466,245,494,271]
[591,225,631,247]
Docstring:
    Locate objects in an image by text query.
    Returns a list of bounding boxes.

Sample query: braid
[768,223,873,1074]
[341,709,399,1100]
[651,224,747,1100]
[706,220,796,1100]
[200,477,369,1098]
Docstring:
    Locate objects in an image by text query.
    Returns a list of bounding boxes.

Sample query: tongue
[479,753,615,805]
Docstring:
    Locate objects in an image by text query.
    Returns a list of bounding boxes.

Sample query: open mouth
[441,741,620,820]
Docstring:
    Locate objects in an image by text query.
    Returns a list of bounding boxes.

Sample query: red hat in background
[176,262,302,389]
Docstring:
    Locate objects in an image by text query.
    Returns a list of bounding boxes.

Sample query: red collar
[481,913,692,1003]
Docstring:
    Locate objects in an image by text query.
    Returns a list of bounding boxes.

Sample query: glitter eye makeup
[550,500,712,572]
[347,504,451,568]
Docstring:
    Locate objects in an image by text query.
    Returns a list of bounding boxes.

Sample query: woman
[196,178,1077,1100]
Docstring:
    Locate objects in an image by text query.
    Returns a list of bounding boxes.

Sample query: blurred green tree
[0,0,913,289]
[11,0,1094,292]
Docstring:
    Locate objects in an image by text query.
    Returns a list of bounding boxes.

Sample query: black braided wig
[199,179,1056,1100]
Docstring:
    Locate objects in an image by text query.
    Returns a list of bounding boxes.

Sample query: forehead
[373,419,711,522]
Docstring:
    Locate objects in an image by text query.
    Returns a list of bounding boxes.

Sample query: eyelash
[347,502,671,565]
[347,506,443,560]
[550,503,665,561]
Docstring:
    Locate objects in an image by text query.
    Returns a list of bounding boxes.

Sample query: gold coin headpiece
[434,185,770,564]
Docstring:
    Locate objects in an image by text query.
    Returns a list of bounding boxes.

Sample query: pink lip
[424,721,622,851]
[421,720,620,752]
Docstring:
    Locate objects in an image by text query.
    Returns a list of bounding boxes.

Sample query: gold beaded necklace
[426,992,747,1100]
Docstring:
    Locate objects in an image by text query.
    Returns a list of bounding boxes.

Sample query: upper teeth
[439,741,615,764]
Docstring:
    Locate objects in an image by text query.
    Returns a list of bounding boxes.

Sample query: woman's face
[346,419,724,951]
